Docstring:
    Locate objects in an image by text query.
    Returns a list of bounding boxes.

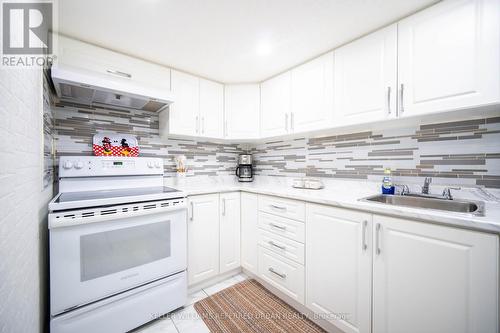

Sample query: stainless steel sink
[360,194,485,216]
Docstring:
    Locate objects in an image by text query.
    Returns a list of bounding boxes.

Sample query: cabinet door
[224,84,260,139]
[306,204,372,333]
[187,194,219,285]
[169,70,200,136]
[398,0,500,117]
[241,192,259,274]
[291,52,334,133]
[260,72,291,137]
[373,215,499,333]
[335,24,397,125]
[220,192,241,273]
[199,78,224,138]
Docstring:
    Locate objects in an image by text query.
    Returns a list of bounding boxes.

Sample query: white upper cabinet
[224,84,261,139]
[373,215,499,333]
[291,52,334,133]
[397,0,500,117]
[165,70,223,138]
[335,24,397,126]
[55,35,171,92]
[260,71,291,137]
[199,78,224,138]
[166,70,200,136]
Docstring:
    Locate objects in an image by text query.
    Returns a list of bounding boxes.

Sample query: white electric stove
[49,156,187,333]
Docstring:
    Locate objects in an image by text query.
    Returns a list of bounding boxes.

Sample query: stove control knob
[63,161,73,169]
[154,161,161,168]
[74,161,84,169]
[147,161,154,168]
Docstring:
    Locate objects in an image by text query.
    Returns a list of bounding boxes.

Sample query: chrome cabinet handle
[268,267,286,279]
[362,220,368,251]
[224,120,228,137]
[195,116,199,134]
[270,204,286,210]
[190,202,194,221]
[399,83,404,115]
[222,198,226,216]
[270,223,287,231]
[268,240,286,250]
[290,112,295,131]
[201,117,205,134]
[285,113,289,132]
[106,69,132,78]
[376,223,381,255]
[386,87,391,115]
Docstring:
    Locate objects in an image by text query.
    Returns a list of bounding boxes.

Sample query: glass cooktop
[56,186,181,203]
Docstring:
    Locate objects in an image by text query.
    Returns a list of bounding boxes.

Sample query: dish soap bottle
[382,168,395,194]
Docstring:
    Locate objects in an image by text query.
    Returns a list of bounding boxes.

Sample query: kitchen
[1,0,499,332]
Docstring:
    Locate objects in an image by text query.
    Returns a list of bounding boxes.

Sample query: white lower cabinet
[306,204,372,333]
[258,247,305,303]
[372,214,499,333]
[219,192,241,274]
[241,192,259,274]
[187,194,220,285]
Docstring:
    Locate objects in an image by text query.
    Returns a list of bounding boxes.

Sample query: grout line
[169,317,180,333]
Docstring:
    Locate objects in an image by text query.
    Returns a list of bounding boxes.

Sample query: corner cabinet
[187,194,220,285]
[397,0,500,117]
[372,214,499,333]
[224,84,260,140]
[306,204,372,333]
[219,192,241,273]
[241,192,259,274]
[290,52,334,133]
[334,24,397,126]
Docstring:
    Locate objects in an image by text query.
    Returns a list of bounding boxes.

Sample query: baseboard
[187,267,242,293]
[242,268,344,333]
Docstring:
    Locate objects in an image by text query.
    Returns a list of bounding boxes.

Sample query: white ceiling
[58,0,438,83]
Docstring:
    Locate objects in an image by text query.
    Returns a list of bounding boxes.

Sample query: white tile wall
[0,68,49,333]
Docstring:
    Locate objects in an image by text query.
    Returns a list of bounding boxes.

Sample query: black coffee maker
[235,154,253,182]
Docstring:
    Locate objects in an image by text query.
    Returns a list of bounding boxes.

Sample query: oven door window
[80,221,171,281]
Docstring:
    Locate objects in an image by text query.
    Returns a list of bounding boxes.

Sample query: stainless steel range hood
[51,64,174,112]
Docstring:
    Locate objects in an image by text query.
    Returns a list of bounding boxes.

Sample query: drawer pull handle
[268,267,286,279]
[270,204,287,211]
[268,241,286,250]
[270,223,287,231]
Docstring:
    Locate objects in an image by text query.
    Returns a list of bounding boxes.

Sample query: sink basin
[360,194,485,216]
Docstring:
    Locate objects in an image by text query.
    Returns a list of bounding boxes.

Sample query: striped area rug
[194,279,326,333]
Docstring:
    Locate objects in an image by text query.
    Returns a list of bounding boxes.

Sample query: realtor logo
[2,1,52,55]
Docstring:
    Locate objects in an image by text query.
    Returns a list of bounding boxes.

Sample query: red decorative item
[93,134,139,157]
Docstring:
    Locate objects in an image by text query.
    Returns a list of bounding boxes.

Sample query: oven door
[49,203,187,315]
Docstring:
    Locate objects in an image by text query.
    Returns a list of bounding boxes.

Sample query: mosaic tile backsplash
[50,92,500,188]
[248,117,500,188]
[53,103,243,177]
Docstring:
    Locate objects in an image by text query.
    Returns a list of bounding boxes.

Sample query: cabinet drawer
[258,247,305,304]
[258,230,305,265]
[258,212,305,243]
[258,195,305,221]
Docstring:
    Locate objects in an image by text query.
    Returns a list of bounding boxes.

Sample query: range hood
[51,64,174,112]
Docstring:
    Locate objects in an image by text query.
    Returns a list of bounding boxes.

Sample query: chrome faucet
[422,177,432,194]
[442,187,461,200]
